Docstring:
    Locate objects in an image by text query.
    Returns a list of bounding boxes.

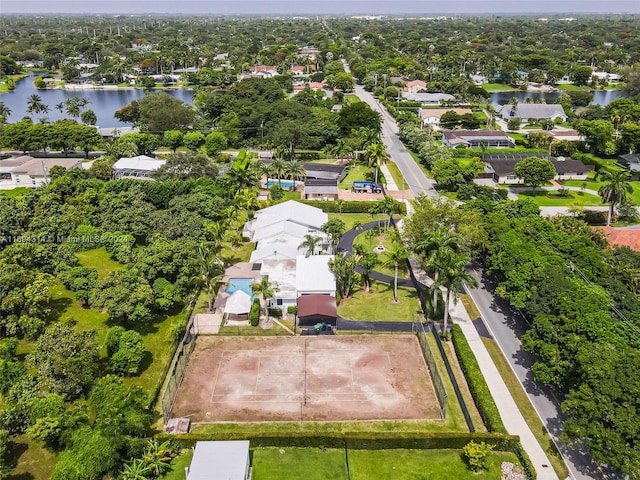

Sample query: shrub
[268,308,283,318]
[301,199,406,215]
[105,326,126,356]
[451,325,506,433]
[269,184,285,201]
[109,330,145,376]
[463,440,495,471]
[287,306,298,315]
[250,299,260,326]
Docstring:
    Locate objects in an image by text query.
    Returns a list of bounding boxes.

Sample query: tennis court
[171,335,440,423]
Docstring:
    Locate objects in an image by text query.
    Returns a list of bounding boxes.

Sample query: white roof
[188,441,250,480]
[251,221,310,242]
[250,200,328,232]
[261,259,297,300]
[224,290,252,315]
[250,241,301,263]
[113,155,165,171]
[296,255,336,294]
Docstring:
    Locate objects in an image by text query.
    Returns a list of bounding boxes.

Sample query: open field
[338,282,421,322]
[516,190,604,206]
[171,335,439,423]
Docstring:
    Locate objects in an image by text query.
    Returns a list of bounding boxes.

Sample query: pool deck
[214,263,263,312]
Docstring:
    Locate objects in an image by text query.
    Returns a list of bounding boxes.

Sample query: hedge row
[159,431,519,451]
[513,441,537,480]
[300,199,407,215]
[451,325,507,434]
[250,299,260,326]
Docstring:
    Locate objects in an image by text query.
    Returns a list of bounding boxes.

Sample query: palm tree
[415,228,461,312]
[227,167,259,190]
[271,157,287,185]
[383,243,409,303]
[251,277,278,322]
[0,101,12,124]
[299,234,323,256]
[194,243,224,312]
[285,159,306,181]
[358,252,379,293]
[598,170,633,226]
[435,251,478,333]
[26,94,47,119]
[365,142,390,185]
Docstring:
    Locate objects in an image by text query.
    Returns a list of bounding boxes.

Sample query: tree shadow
[136,350,154,376]
[45,296,73,323]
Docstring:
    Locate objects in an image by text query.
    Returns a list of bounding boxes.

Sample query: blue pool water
[227,278,254,297]
[265,180,295,189]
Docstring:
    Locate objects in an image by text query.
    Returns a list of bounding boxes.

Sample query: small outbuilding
[297,294,338,326]
[186,441,251,480]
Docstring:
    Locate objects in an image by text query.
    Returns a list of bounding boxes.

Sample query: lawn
[0,187,32,197]
[338,281,422,322]
[76,247,123,279]
[482,338,570,479]
[385,160,406,188]
[328,212,377,231]
[481,83,518,92]
[352,229,409,279]
[217,323,292,336]
[3,434,58,480]
[253,447,348,480]
[161,450,193,480]
[221,240,255,264]
[338,164,376,189]
[562,175,640,205]
[516,190,604,206]
[556,84,590,91]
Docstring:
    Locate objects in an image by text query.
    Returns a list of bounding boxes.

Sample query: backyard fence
[416,322,448,420]
[161,312,197,424]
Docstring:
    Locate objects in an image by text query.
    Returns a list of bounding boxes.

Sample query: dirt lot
[171,335,440,423]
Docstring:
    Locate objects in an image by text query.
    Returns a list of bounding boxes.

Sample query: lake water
[490,89,623,107]
[0,72,195,127]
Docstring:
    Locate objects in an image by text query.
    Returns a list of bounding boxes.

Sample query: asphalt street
[346,69,605,479]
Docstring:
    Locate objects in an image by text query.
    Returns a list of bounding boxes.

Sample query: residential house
[403,79,427,93]
[303,178,339,200]
[95,126,140,139]
[244,200,328,240]
[304,163,347,182]
[442,130,515,148]
[401,92,455,105]
[471,74,489,84]
[261,258,298,313]
[296,255,336,297]
[618,153,640,172]
[186,441,251,480]
[8,157,82,187]
[418,108,473,128]
[498,104,568,123]
[592,71,621,83]
[527,129,584,142]
[113,155,166,180]
[482,154,593,184]
[0,156,32,181]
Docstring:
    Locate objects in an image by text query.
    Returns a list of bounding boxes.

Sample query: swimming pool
[226,278,255,297]
[265,180,295,189]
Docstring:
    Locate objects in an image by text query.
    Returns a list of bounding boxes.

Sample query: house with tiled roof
[418,108,473,128]
[403,80,427,93]
[498,104,567,123]
[442,130,514,148]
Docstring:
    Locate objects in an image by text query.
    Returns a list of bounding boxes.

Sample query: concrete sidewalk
[380,164,398,191]
[449,295,559,480]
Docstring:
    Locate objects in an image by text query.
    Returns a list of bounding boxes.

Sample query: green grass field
[481,83,518,92]
[562,175,640,205]
[165,447,519,480]
[386,160,406,188]
[2,434,59,480]
[339,165,375,189]
[0,187,32,197]
[516,190,604,206]
[328,212,378,231]
[338,281,422,322]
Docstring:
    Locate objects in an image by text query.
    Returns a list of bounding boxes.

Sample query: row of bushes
[513,440,537,480]
[300,199,407,215]
[451,325,507,434]
[571,151,620,173]
[161,431,520,451]
[250,299,260,326]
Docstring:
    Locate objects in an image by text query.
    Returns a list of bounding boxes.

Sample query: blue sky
[2,0,640,15]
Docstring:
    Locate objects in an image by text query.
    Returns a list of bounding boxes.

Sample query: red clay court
[171,335,440,423]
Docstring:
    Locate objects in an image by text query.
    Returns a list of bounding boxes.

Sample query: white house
[498,104,568,123]
[296,255,336,297]
[186,441,251,480]
[592,71,621,83]
[418,108,473,128]
[401,92,455,105]
[113,155,166,180]
[244,200,328,239]
[8,157,82,188]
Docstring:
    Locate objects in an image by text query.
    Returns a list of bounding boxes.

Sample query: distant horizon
[2,0,640,15]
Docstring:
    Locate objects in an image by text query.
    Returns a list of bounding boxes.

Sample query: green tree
[576,120,616,156]
[285,159,306,181]
[298,234,323,256]
[153,153,218,180]
[321,218,345,254]
[328,253,359,299]
[357,252,379,293]
[365,142,389,185]
[338,101,382,135]
[26,94,47,120]
[90,269,154,324]
[383,243,409,302]
[183,131,206,152]
[163,130,184,153]
[598,170,633,226]
[27,321,100,399]
[204,131,228,157]
[80,109,97,125]
[507,117,522,131]
[435,251,478,332]
[463,441,495,471]
[513,157,556,192]
[137,92,196,133]
[109,330,146,376]
[251,277,278,322]
[193,244,224,312]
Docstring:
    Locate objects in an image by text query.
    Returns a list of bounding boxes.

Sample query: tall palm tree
[299,234,323,256]
[0,101,12,124]
[358,252,379,293]
[435,251,478,332]
[26,94,47,119]
[227,167,259,191]
[383,243,409,303]
[365,142,390,185]
[194,243,224,312]
[415,228,461,312]
[285,159,306,181]
[598,170,633,226]
[251,277,278,322]
[271,157,287,185]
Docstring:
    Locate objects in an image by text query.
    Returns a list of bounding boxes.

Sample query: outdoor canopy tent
[224,290,253,315]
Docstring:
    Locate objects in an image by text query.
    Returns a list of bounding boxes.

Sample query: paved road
[344,66,603,479]
[466,266,610,480]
